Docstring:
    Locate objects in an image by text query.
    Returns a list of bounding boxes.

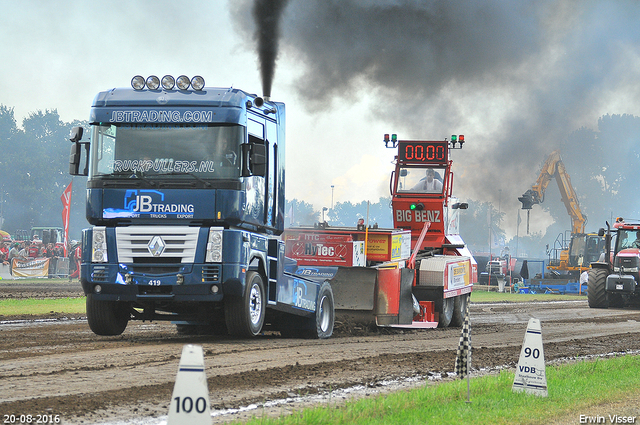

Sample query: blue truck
[69,75,334,338]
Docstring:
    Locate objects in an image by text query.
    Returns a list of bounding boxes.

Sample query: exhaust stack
[252,0,289,99]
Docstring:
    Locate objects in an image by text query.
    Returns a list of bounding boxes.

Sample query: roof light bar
[131,75,206,91]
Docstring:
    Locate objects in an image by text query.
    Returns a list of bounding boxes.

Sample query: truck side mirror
[250,144,267,177]
[241,143,267,177]
[69,126,89,176]
[451,202,469,210]
[598,228,605,237]
[69,142,82,175]
[70,126,83,142]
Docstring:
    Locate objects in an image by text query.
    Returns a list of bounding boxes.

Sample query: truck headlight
[92,227,108,263]
[205,227,223,263]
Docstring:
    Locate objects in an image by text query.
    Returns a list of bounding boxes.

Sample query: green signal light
[451,135,457,142]
[410,204,417,210]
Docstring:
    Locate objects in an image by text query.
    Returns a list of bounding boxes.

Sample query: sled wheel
[450,293,469,328]
[438,296,454,328]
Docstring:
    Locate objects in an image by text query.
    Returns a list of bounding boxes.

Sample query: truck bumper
[606,274,637,294]
[81,262,243,303]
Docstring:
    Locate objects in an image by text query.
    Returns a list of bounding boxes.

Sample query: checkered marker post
[454,302,471,378]
[454,300,472,401]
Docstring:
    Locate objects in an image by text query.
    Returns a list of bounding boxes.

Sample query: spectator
[44,243,55,258]
[0,242,8,264]
[8,243,20,262]
[8,243,24,275]
[68,243,82,281]
[28,241,40,258]
[580,270,589,287]
[18,242,29,260]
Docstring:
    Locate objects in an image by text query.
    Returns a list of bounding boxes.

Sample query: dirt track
[1,282,640,424]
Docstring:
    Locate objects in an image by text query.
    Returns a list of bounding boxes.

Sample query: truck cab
[70,75,333,338]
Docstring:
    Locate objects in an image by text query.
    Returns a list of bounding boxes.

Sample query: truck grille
[116,226,199,263]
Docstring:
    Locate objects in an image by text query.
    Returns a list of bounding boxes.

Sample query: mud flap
[376,267,415,326]
[329,266,378,325]
[330,267,378,310]
[329,266,416,327]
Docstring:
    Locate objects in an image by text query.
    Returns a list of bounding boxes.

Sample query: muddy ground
[1,282,640,424]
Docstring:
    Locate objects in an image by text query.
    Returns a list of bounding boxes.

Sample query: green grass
[0,283,582,316]
[0,297,85,316]
[239,355,640,425]
[470,289,586,303]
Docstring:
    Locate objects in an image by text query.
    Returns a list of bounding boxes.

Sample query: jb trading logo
[123,190,194,216]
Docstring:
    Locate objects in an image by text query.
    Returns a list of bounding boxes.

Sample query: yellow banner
[11,258,50,278]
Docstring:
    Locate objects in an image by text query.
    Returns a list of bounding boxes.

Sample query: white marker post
[167,344,212,425]
[512,318,548,397]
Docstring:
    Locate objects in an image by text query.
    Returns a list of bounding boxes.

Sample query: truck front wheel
[225,271,266,337]
[588,268,609,309]
[86,294,129,336]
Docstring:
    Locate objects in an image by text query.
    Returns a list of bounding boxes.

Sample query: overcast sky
[2,0,640,238]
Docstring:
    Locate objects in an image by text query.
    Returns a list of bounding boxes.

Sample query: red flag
[61,181,73,256]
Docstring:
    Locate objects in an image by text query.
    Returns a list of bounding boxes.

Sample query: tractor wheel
[86,294,130,336]
[450,293,469,328]
[225,271,266,337]
[438,296,454,328]
[587,268,609,309]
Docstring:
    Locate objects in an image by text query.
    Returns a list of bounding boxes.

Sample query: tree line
[2,104,637,260]
[0,106,88,241]
[0,104,555,258]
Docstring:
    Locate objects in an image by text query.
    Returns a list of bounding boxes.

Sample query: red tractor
[588,218,640,308]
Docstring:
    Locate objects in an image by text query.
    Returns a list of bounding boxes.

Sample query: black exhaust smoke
[252,0,289,99]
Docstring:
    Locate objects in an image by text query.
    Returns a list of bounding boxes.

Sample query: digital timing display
[398,141,448,164]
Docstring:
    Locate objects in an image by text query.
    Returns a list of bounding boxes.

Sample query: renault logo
[148,235,166,257]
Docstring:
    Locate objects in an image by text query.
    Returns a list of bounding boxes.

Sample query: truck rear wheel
[312,281,335,339]
[225,271,266,337]
[279,281,335,339]
[450,293,469,327]
[438,297,454,328]
[588,268,609,309]
[86,294,129,336]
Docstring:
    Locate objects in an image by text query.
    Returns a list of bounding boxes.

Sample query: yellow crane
[519,150,603,275]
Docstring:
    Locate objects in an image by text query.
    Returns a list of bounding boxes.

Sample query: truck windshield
[89,124,243,180]
[396,166,445,194]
